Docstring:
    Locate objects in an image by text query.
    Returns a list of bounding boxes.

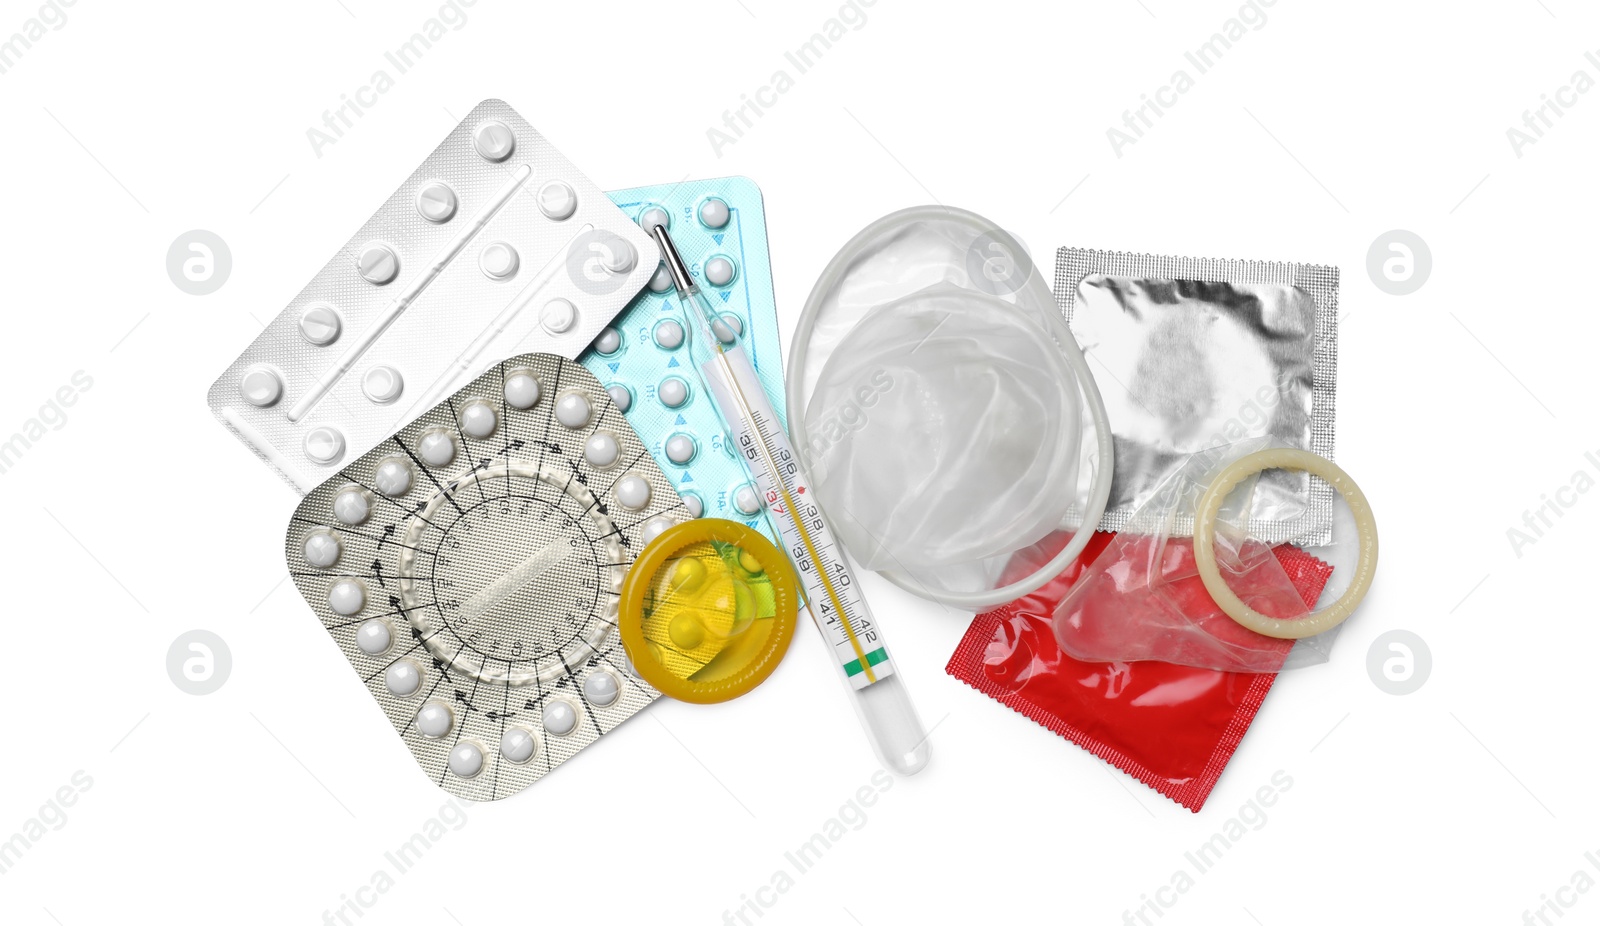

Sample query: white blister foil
[287,353,687,800]
[210,99,659,492]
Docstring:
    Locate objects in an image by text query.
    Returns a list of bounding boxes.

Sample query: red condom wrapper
[946,532,1332,811]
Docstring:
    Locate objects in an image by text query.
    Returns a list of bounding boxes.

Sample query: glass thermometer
[651,224,930,775]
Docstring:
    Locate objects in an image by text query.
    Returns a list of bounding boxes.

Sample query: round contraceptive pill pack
[579,177,787,544]
[286,353,687,801]
[210,100,660,494]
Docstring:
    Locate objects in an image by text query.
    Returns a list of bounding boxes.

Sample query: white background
[0,0,1594,923]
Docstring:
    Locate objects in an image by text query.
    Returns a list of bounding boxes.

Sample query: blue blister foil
[582,177,787,543]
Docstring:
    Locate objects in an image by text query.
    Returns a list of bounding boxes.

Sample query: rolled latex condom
[619,520,799,704]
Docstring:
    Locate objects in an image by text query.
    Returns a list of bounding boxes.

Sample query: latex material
[946,531,1332,811]
[804,284,1082,570]
[1053,440,1333,673]
[789,206,1113,609]
[619,520,798,704]
[1196,448,1378,640]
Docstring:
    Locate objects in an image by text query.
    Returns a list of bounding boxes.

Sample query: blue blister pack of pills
[581,176,787,544]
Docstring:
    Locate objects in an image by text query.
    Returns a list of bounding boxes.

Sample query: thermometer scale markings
[649,223,928,775]
[746,406,873,646]
[711,340,880,684]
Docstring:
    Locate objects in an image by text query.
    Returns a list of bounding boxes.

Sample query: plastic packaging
[211,100,659,492]
[946,531,1333,812]
[789,206,1113,610]
[580,177,788,545]
[1056,248,1339,545]
[285,353,687,800]
[1053,439,1338,673]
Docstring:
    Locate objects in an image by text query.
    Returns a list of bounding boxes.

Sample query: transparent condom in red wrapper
[945,532,1331,811]
[1054,439,1339,674]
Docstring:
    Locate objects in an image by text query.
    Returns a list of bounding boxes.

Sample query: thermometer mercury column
[651,224,930,775]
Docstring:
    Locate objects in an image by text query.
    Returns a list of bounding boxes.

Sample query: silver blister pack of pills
[1057,247,1338,545]
[211,99,660,493]
[286,353,686,801]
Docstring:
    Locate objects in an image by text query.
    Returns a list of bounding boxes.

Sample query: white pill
[357,242,400,285]
[683,494,704,518]
[615,474,651,510]
[555,393,591,429]
[460,401,498,438]
[721,314,744,336]
[583,670,621,707]
[304,427,346,465]
[642,517,673,543]
[239,367,282,407]
[362,365,403,404]
[416,181,458,223]
[418,430,456,466]
[298,304,342,345]
[711,317,737,344]
[356,619,392,655]
[638,205,669,232]
[537,180,578,220]
[542,700,578,736]
[705,256,735,287]
[448,741,484,778]
[653,320,684,350]
[584,433,619,468]
[374,458,412,497]
[504,372,540,409]
[328,579,365,616]
[500,727,537,764]
[599,235,636,274]
[658,377,688,408]
[473,121,516,161]
[735,485,762,515]
[699,198,730,229]
[606,384,632,413]
[541,297,577,335]
[647,262,674,294]
[333,487,370,525]
[480,241,519,280]
[593,327,621,355]
[386,660,422,697]
[666,434,696,465]
[415,701,453,738]
[303,531,341,568]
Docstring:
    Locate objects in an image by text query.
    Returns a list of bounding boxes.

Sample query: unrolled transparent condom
[788,206,1113,609]
[804,286,1081,569]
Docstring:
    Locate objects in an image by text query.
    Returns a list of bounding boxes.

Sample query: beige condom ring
[1194,448,1378,640]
